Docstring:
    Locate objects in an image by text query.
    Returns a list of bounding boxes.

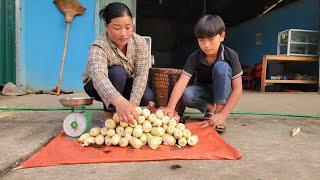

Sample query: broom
[50,0,86,95]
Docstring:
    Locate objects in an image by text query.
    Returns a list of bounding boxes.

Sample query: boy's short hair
[194,15,225,39]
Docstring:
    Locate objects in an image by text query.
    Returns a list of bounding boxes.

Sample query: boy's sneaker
[179,116,189,124]
[203,111,214,120]
[203,111,226,134]
[215,123,226,134]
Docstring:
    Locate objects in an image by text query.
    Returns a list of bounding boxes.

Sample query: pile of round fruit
[78,107,199,150]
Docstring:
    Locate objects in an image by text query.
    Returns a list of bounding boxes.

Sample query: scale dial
[63,113,87,137]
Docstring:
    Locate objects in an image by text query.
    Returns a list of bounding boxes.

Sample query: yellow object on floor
[292,127,301,137]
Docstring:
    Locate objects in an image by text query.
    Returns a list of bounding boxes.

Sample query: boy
[163,15,243,133]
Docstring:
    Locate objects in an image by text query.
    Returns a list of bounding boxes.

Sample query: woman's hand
[163,107,176,118]
[163,107,181,123]
[113,97,138,124]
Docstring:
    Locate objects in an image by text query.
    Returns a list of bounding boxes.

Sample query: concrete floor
[0,92,320,179]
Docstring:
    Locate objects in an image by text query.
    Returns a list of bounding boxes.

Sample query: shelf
[290,42,318,45]
[265,80,318,84]
[280,42,318,45]
[260,55,319,92]
[287,53,319,57]
[264,55,318,62]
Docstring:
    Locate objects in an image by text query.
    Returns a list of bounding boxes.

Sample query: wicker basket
[149,68,185,115]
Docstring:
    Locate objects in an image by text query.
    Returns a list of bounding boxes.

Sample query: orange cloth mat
[21,122,241,168]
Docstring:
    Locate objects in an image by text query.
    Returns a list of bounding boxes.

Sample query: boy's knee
[212,61,231,77]
[181,87,196,105]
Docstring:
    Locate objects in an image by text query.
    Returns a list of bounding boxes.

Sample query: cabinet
[260,55,318,92]
[277,29,318,56]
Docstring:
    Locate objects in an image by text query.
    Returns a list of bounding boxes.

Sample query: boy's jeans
[181,61,232,113]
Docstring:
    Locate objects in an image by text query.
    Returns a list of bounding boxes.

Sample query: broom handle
[57,22,70,94]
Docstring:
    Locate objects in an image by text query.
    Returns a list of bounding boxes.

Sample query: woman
[83,2,153,124]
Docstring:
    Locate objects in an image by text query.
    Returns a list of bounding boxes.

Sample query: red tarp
[21,122,241,168]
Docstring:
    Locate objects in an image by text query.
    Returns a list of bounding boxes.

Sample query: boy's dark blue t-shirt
[182,44,243,84]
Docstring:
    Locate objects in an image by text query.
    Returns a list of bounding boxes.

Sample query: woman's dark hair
[194,15,225,39]
[99,2,132,24]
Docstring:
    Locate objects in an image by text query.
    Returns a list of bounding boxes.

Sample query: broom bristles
[54,0,86,23]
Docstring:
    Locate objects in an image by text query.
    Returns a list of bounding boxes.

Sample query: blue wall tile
[23,0,95,91]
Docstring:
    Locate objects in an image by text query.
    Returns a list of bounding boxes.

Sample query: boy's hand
[201,113,226,128]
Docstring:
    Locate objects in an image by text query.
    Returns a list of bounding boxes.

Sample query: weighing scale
[59,97,93,137]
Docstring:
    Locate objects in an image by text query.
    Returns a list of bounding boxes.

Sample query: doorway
[136,0,205,68]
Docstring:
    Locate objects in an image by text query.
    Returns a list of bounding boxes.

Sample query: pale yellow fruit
[137,116,146,124]
[116,126,125,136]
[147,134,158,150]
[166,126,176,135]
[161,116,170,125]
[106,129,116,137]
[142,108,151,118]
[111,134,121,145]
[162,124,168,132]
[136,107,143,115]
[133,125,143,137]
[140,133,147,145]
[100,127,108,136]
[129,120,137,128]
[142,120,152,133]
[176,123,186,131]
[178,137,187,147]
[124,126,133,135]
[129,137,142,149]
[105,136,112,146]
[182,129,192,138]
[154,136,162,145]
[83,137,95,146]
[153,118,163,127]
[89,127,101,137]
[113,113,120,123]
[148,114,157,123]
[162,134,176,146]
[119,137,129,147]
[151,127,165,136]
[94,134,105,145]
[120,121,129,127]
[174,129,183,139]
[78,133,91,143]
[124,133,132,141]
[105,119,116,129]
[168,119,177,127]
[187,135,199,146]
[155,110,164,119]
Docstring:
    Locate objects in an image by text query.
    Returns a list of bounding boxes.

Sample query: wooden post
[260,55,267,92]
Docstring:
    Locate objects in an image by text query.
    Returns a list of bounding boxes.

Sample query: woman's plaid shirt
[82,33,150,107]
